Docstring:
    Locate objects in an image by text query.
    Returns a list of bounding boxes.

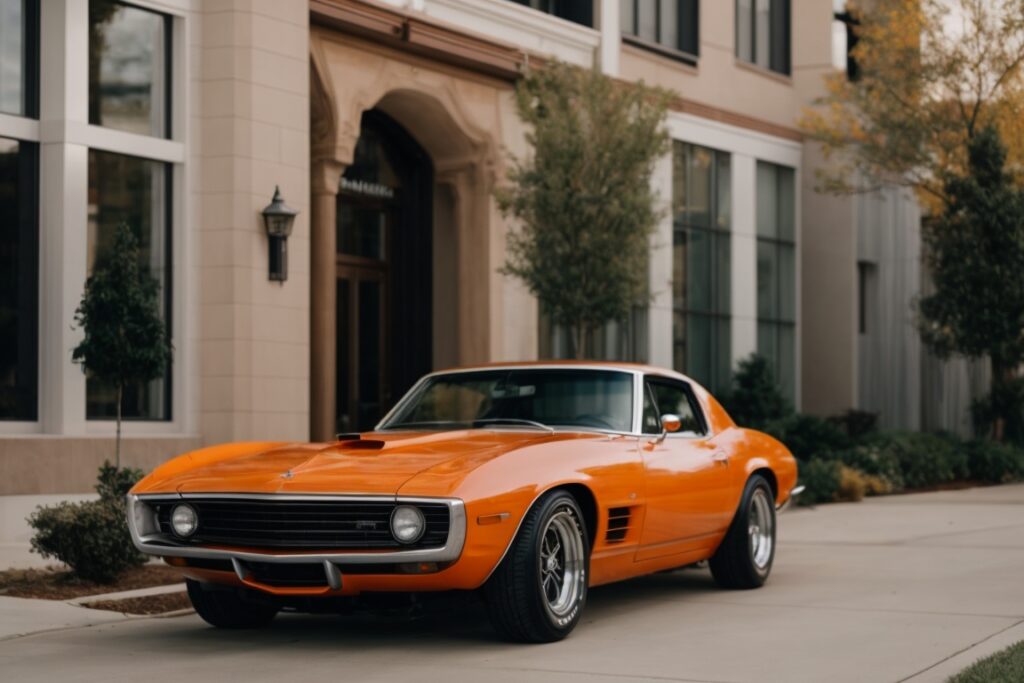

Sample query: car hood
[151,430,571,496]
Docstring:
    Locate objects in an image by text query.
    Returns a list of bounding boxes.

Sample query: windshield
[380,369,635,433]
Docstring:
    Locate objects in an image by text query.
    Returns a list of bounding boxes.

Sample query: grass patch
[0,564,182,600]
[949,640,1024,683]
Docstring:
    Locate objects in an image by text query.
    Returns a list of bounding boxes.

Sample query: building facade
[0,0,941,495]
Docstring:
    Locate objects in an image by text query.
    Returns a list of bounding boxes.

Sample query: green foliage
[948,638,1024,683]
[95,461,145,501]
[765,413,853,461]
[863,431,969,489]
[827,409,879,440]
[828,445,906,492]
[72,223,171,465]
[970,377,1024,445]
[796,459,841,506]
[722,354,792,429]
[498,62,671,357]
[965,440,1024,483]
[918,127,1024,442]
[28,463,146,583]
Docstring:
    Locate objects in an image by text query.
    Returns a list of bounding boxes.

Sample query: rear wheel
[484,490,589,642]
[709,475,776,589]
[186,579,279,628]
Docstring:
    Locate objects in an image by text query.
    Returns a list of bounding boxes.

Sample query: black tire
[186,579,279,629]
[709,475,776,589]
[484,490,590,643]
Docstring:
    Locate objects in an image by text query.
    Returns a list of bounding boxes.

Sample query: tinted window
[647,378,705,435]
[383,369,635,433]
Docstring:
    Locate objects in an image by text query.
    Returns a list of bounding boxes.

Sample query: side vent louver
[605,507,632,544]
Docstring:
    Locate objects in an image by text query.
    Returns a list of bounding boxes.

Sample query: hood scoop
[336,439,385,450]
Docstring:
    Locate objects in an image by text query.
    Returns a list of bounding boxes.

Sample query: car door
[635,376,735,562]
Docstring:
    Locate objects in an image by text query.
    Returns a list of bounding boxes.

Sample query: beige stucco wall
[194,2,312,445]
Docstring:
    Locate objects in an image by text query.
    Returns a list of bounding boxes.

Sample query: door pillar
[310,159,345,441]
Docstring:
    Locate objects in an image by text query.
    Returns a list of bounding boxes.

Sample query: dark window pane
[779,243,796,322]
[0,137,38,420]
[716,152,731,229]
[778,323,795,403]
[715,232,732,314]
[770,0,791,74]
[756,161,777,238]
[755,0,770,68]
[679,0,699,55]
[659,0,677,49]
[335,279,351,434]
[687,145,713,227]
[642,383,661,434]
[621,0,635,34]
[757,321,776,373]
[778,165,795,240]
[649,380,703,434]
[714,316,732,395]
[337,204,386,260]
[357,279,382,430]
[685,313,712,387]
[672,141,687,222]
[89,0,170,137]
[86,150,171,420]
[757,240,777,319]
[686,228,712,312]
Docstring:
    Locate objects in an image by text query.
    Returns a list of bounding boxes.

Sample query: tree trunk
[115,383,123,470]
[571,322,586,360]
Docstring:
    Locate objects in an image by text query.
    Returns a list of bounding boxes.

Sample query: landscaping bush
[27,462,146,583]
[836,465,867,502]
[28,499,145,583]
[827,409,879,440]
[828,444,905,492]
[796,459,841,506]
[721,354,791,429]
[765,413,853,461]
[965,440,1024,483]
[863,431,969,489]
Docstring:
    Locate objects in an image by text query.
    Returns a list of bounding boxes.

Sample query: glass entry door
[335,264,388,433]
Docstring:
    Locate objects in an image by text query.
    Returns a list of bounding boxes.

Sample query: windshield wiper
[471,418,554,432]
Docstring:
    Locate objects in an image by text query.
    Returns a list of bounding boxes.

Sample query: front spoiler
[127,493,468,584]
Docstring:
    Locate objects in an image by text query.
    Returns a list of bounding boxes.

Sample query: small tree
[918,127,1024,442]
[73,224,171,467]
[497,62,671,358]
[721,354,791,429]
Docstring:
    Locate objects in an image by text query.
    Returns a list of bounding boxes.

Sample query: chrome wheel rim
[539,507,585,623]
[749,488,774,570]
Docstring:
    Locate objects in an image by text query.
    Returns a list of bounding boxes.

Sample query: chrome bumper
[776,485,805,512]
[126,493,467,567]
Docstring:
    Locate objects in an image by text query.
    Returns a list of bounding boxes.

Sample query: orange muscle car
[128,363,800,642]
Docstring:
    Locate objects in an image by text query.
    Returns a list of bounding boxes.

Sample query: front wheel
[186,579,279,628]
[484,490,589,642]
[709,475,776,589]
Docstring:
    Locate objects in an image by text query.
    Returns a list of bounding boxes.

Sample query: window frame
[735,0,791,76]
[621,0,700,65]
[644,375,708,438]
[672,141,732,396]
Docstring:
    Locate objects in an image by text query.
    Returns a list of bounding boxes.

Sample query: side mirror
[661,414,682,433]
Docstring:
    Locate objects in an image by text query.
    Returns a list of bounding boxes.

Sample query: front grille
[153,498,450,551]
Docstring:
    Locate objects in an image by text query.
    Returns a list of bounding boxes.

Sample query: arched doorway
[334,111,433,432]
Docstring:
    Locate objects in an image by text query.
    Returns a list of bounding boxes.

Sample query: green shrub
[28,499,145,583]
[721,354,791,429]
[827,409,879,440]
[970,376,1024,445]
[95,461,144,501]
[864,431,968,489]
[829,444,905,492]
[965,440,1024,483]
[796,459,842,506]
[765,413,853,461]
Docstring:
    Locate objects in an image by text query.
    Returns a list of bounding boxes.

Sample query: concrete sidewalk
[0,484,1021,682]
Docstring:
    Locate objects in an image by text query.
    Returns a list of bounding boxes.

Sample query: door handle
[712,450,729,464]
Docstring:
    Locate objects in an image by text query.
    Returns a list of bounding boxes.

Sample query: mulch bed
[0,564,183,601]
[83,591,191,616]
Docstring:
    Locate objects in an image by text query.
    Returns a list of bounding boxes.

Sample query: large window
[621,0,699,60]
[86,150,171,420]
[507,0,592,27]
[0,0,38,117]
[0,137,38,420]
[756,161,796,402]
[736,0,790,75]
[89,0,171,137]
[672,142,731,394]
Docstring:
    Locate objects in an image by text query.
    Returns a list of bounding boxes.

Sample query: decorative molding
[310,0,525,80]
[669,97,803,143]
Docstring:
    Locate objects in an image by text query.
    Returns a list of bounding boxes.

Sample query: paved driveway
[1,484,1022,683]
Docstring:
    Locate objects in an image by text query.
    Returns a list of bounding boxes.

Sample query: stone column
[310,159,344,441]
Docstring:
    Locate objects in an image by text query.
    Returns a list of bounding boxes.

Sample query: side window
[641,383,661,434]
[646,377,706,436]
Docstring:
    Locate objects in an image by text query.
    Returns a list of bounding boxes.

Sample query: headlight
[390,505,425,544]
[171,504,198,537]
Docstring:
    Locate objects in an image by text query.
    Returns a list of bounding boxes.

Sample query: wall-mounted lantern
[261,186,298,282]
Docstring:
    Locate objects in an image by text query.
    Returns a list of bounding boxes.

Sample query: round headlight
[390,505,425,544]
[171,504,198,537]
